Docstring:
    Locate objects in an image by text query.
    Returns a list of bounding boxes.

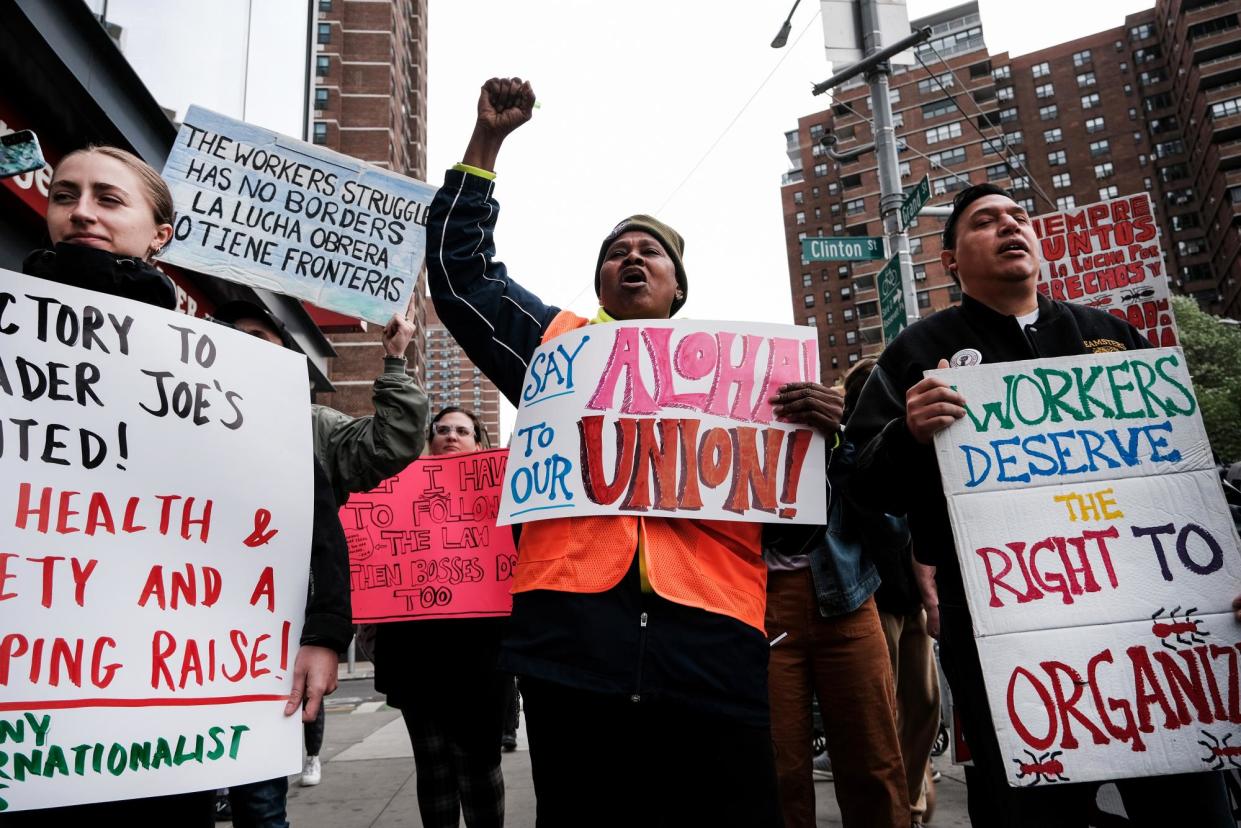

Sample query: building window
[793,190,804,204]
[319,0,332,10]
[841,286,852,300]
[1035,83,1055,99]
[842,173,863,189]
[1056,195,1077,210]
[1155,139,1185,158]
[838,264,851,278]
[813,162,829,177]
[802,273,812,287]
[1076,71,1096,88]
[1081,93,1101,110]
[914,264,927,281]
[1052,172,1072,188]
[805,316,817,327]
[843,308,855,322]
[917,72,955,95]
[1089,139,1110,157]
[1005,131,1023,146]
[993,65,1012,81]
[1011,176,1030,190]
[1032,61,1051,79]
[929,146,967,167]
[313,122,328,144]
[803,294,815,308]
[899,161,911,178]
[845,330,858,345]
[1129,22,1154,40]
[999,107,1019,123]
[845,198,865,215]
[909,236,923,255]
[1038,105,1058,121]
[1211,98,1241,119]
[1048,150,1067,166]
[1085,116,1105,133]
[917,291,932,309]
[933,176,968,196]
[1094,162,1115,179]
[1018,197,1035,212]
[315,55,330,76]
[996,86,1014,101]
[809,124,826,140]
[795,211,806,225]
[1073,49,1092,67]
[1099,185,1120,199]
[314,88,329,109]
[1043,127,1062,143]
[922,98,956,120]
[848,353,860,365]
[986,163,1008,181]
[317,22,331,44]
[924,122,962,145]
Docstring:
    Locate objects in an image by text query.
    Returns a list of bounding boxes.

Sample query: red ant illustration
[1150,606,1207,650]
[1012,749,1069,785]
[1084,295,1112,308]
[1199,731,1241,771]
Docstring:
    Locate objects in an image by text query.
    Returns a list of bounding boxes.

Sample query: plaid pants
[401,704,504,828]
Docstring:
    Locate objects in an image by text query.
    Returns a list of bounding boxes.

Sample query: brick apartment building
[307,0,430,416]
[781,0,1241,384]
[424,301,503,447]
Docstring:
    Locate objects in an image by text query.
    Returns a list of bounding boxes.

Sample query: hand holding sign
[906,358,963,444]
[770,382,845,438]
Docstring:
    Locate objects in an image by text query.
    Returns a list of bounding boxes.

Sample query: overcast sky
[86,0,1155,435]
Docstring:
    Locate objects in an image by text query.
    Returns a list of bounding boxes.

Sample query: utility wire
[561,10,821,311]
[655,10,821,214]
[829,95,973,190]
[918,45,1058,212]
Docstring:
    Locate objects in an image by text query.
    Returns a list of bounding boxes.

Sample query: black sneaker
[501,733,518,752]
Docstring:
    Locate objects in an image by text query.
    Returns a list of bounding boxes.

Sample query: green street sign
[801,236,885,262]
[900,175,931,231]
[877,254,907,345]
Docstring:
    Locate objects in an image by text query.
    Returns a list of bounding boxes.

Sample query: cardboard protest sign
[340,449,516,622]
[1032,193,1177,346]
[0,271,313,811]
[160,106,437,324]
[931,349,1241,786]
[497,320,826,526]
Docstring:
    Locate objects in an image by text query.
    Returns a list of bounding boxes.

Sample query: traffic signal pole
[813,3,931,326]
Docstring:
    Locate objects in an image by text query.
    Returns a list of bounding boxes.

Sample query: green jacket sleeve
[312,356,430,507]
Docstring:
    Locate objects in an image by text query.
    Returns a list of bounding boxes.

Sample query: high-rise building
[424,301,503,447]
[310,0,430,416]
[780,0,1241,384]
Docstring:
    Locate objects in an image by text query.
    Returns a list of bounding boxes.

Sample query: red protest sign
[339,449,516,622]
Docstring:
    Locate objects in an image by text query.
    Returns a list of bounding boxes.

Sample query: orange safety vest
[512,310,768,632]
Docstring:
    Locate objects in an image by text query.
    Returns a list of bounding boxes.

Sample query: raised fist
[476,77,535,139]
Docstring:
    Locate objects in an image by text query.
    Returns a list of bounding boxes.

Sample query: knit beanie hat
[594,214,688,316]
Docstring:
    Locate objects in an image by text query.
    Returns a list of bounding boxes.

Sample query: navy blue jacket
[426,168,771,724]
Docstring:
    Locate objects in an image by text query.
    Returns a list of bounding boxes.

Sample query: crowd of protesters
[6,73,1241,828]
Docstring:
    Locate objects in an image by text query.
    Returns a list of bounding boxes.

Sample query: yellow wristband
[454,162,496,181]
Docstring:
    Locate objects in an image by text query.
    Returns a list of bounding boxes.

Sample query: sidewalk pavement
[284,666,970,827]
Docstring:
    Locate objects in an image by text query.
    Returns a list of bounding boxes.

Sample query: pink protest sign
[339,449,517,622]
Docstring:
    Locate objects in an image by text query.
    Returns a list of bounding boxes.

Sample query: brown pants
[879,608,941,822]
[767,570,911,828]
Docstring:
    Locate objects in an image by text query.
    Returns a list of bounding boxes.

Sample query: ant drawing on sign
[1150,606,1207,650]
[1120,287,1156,304]
[1012,749,1069,785]
[1198,731,1241,771]
[1083,295,1112,308]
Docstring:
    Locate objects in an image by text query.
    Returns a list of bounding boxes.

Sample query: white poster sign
[932,348,1241,786]
[0,271,312,811]
[161,106,437,324]
[497,319,826,526]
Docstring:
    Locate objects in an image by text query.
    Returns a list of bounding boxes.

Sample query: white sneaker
[812,752,833,780]
[300,754,321,786]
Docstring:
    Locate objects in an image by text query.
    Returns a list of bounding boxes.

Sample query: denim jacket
[763,437,880,618]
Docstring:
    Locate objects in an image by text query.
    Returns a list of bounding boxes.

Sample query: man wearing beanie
[425,77,833,827]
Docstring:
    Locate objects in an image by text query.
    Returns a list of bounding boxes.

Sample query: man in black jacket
[846,184,1233,827]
